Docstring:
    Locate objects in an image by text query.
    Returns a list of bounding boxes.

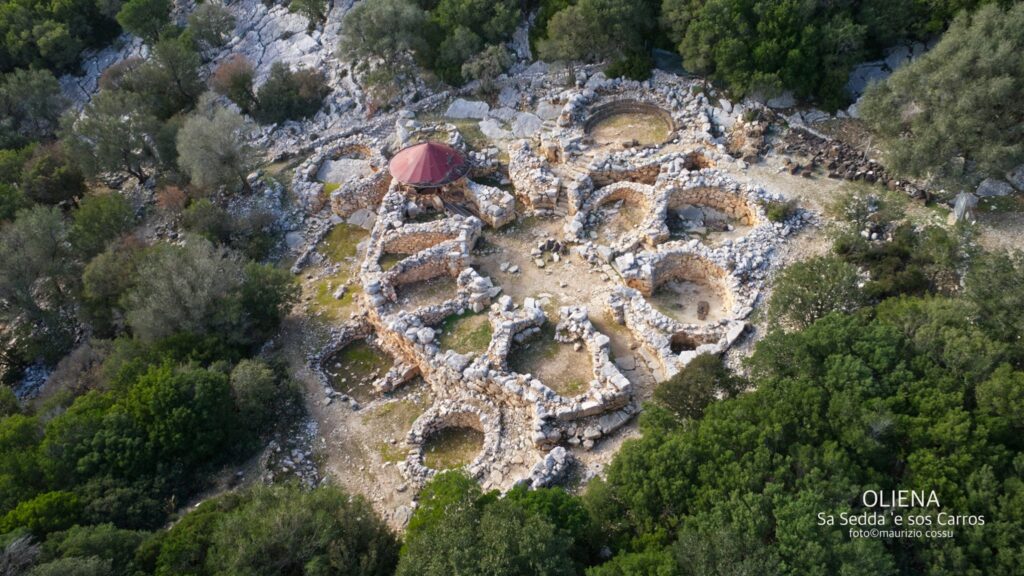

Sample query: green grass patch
[318,223,367,263]
[979,194,1024,213]
[322,340,393,404]
[438,312,493,354]
[323,182,341,194]
[379,253,404,271]
[310,272,361,321]
[377,442,408,464]
[423,427,484,470]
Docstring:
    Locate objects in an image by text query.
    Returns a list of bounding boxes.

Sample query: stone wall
[666,186,760,227]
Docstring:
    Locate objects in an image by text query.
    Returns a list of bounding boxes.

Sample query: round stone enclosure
[321,338,395,404]
[585,101,676,147]
[644,253,734,324]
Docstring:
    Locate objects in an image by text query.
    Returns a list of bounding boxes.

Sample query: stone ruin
[297,72,805,490]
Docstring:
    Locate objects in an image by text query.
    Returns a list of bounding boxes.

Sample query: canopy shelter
[388,142,469,189]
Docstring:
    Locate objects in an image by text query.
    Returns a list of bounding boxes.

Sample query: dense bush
[340,0,519,87]
[176,101,257,192]
[653,353,743,420]
[861,3,1024,186]
[399,471,595,575]
[0,69,66,148]
[116,0,171,44]
[253,62,330,124]
[536,0,658,74]
[661,0,992,109]
[585,297,1023,574]
[0,0,120,72]
[767,255,867,331]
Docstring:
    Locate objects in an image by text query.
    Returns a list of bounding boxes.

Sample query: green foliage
[209,55,256,114]
[0,0,119,72]
[587,300,1024,575]
[0,69,67,147]
[339,0,517,86]
[659,0,989,109]
[176,101,257,192]
[28,556,113,576]
[537,0,658,66]
[187,3,235,53]
[205,483,399,576]
[0,182,30,222]
[81,241,143,337]
[0,491,81,537]
[20,144,86,205]
[116,0,171,43]
[0,205,79,366]
[128,36,204,119]
[605,52,654,81]
[41,523,147,574]
[229,359,294,433]
[70,194,134,258]
[338,0,428,63]
[767,255,867,331]
[861,3,1024,185]
[964,251,1024,348]
[585,548,677,576]
[763,198,798,223]
[62,90,160,184]
[290,0,327,28]
[834,223,965,300]
[461,44,512,95]
[653,353,743,420]
[0,386,18,416]
[399,471,590,575]
[253,62,330,125]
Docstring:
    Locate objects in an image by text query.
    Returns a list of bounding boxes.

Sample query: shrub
[605,51,654,81]
[20,144,86,205]
[187,3,236,53]
[763,198,798,223]
[176,102,257,193]
[70,193,135,258]
[768,256,866,331]
[653,353,743,420]
[253,63,330,124]
[210,55,257,113]
[116,0,171,43]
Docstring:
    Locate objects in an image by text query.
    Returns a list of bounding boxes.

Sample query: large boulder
[445,98,490,119]
[976,177,1015,197]
[1006,164,1024,191]
[511,112,543,138]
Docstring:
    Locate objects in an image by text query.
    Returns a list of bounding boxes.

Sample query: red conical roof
[388,142,469,188]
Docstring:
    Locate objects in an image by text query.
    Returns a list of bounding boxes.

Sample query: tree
[398,490,576,576]
[116,0,171,43]
[767,255,866,331]
[229,359,292,432]
[537,0,657,65]
[181,199,232,244]
[176,101,257,193]
[40,523,147,575]
[965,251,1024,346]
[253,63,330,125]
[62,90,160,184]
[210,55,257,114]
[81,240,143,337]
[653,353,742,421]
[205,483,399,576]
[338,0,428,63]
[20,144,86,205]
[0,491,82,537]
[187,3,236,53]
[123,238,245,342]
[28,556,113,576]
[130,37,205,118]
[70,194,134,258]
[0,183,30,222]
[290,0,327,28]
[861,3,1024,186]
[0,69,67,148]
[0,206,79,366]
[461,44,512,95]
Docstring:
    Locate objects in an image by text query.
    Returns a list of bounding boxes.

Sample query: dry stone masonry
[301,72,803,491]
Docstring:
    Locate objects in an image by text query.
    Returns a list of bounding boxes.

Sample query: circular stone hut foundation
[300,72,803,495]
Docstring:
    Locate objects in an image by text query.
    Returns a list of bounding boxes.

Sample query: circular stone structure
[389,142,470,188]
[306,72,804,495]
[584,100,676,146]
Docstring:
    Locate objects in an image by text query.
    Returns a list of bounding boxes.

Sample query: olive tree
[176,98,257,193]
[62,91,160,184]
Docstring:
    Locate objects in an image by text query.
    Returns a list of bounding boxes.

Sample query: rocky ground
[47,0,1024,532]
